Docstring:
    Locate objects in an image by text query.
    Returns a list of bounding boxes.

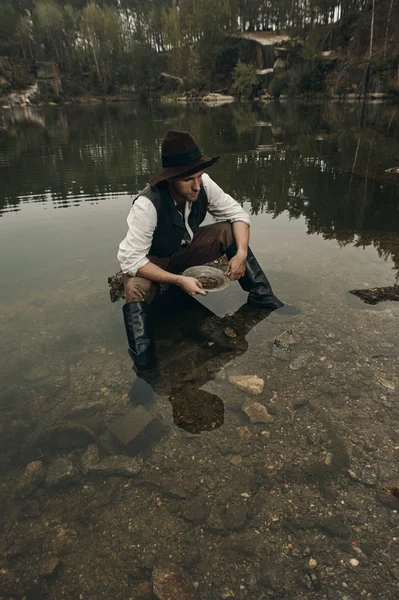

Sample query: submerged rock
[89,455,141,478]
[272,329,296,360]
[45,457,80,488]
[153,567,196,600]
[39,557,61,578]
[81,444,100,474]
[26,422,96,456]
[289,352,314,370]
[16,461,47,497]
[229,375,265,395]
[243,401,274,424]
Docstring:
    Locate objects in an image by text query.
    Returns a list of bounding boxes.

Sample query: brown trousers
[124,222,234,304]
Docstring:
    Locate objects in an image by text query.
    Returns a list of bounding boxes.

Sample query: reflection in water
[1,101,399,280]
[129,294,275,436]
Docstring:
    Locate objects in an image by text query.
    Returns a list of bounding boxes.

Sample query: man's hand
[225,250,247,281]
[176,275,208,296]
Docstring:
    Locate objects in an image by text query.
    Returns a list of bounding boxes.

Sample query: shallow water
[0,101,399,599]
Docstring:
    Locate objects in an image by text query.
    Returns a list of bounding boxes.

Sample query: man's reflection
[128,292,273,434]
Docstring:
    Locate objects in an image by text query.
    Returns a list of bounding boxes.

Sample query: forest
[0,0,398,99]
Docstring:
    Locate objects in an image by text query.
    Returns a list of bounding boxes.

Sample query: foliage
[231,61,261,98]
[0,0,398,98]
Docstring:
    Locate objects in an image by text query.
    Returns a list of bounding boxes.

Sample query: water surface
[1,101,399,599]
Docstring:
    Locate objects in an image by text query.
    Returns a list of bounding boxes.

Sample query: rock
[348,465,378,487]
[360,465,378,487]
[27,422,96,455]
[224,327,236,338]
[81,444,100,474]
[108,407,165,456]
[289,352,313,370]
[272,329,296,361]
[229,375,264,395]
[221,533,259,556]
[272,338,292,361]
[24,366,52,381]
[39,557,60,578]
[259,557,285,590]
[377,486,399,510]
[230,454,242,467]
[45,457,80,488]
[308,558,317,569]
[378,378,395,391]
[16,461,47,497]
[243,401,274,424]
[160,477,198,499]
[223,503,248,530]
[67,401,106,418]
[179,494,210,523]
[207,505,225,530]
[349,558,359,567]
[90,456,141,478]
[202,93,235,105]
[318,516,351,538]
[136,581,153,598]
[153,567,196,600]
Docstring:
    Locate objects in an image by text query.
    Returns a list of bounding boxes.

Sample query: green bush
[231,61,261,99]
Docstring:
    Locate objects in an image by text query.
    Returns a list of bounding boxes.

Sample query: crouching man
[118,129,294,380]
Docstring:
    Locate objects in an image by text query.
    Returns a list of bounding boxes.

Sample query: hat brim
[147,155,220,187]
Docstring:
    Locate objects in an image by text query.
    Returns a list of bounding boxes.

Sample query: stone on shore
[228,375,265,395]
[202,93,235,105]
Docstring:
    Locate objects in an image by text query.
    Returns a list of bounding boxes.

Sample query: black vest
[133,183,209,257]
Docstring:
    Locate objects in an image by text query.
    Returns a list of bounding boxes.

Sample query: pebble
[228,375,264,395]
[230,454,242,467]
[349,558,360,567]
[308,558,318,569]
[224,327,237,338]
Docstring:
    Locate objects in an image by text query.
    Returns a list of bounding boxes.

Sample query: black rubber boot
[122,302,159,382]
[225,244,285,310]
[225,245,301,314]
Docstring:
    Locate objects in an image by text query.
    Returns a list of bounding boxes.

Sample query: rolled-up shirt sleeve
[117,196,157,277]
[203,173,250,225]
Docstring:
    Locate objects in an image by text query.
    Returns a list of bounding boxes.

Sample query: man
[118,129,294,380]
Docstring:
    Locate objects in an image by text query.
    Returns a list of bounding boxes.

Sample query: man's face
[169,170,205,202]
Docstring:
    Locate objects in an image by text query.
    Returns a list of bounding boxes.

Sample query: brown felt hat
[148,129,219,187]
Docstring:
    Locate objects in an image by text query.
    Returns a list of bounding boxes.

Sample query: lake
[0,101,398,599]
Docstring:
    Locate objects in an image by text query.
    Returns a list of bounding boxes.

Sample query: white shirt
[117,173,250,277]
